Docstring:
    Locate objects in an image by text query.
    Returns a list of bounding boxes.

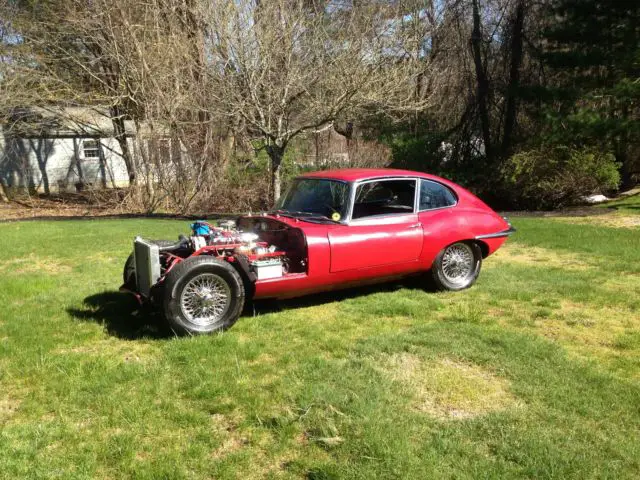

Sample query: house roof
[4,107,136,138]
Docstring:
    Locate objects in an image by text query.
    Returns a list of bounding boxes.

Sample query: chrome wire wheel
[179,273,231,327]
[441,243,476,287]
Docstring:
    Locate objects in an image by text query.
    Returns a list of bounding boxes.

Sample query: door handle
[407,223,422,229]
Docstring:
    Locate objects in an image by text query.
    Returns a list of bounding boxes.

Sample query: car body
[122,168,515,334]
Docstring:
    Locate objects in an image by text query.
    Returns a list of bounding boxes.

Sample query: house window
[147,138,172,164]
[82,140,100,158]
[352,179,416,219]
[157,138,171,164]
[419,179,457,211]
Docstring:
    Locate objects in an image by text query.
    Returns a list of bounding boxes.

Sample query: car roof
[299,168,445,183]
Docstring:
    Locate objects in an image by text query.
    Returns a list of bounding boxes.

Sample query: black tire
[163,256,245,335]
[123,253,136,289]
[431,241,482,291]
[122,240,177,290]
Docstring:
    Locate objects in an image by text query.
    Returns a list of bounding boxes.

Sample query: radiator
[133,237,161,298]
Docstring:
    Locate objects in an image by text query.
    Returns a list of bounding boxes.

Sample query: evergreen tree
[542,0,640,186]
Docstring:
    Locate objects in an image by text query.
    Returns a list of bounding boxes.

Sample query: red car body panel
[328,212,423,272]
[249,169,511,300]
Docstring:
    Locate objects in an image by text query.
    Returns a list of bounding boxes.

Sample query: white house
[0,107,136,193]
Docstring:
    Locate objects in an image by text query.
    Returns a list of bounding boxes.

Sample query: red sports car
[122,168,515,334]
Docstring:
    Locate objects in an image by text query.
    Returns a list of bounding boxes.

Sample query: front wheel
[163,256,245,335]
[123,253,136,290]
[431,242,482,291]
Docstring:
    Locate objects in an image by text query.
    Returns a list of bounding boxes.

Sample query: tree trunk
[314,131,320,167]
[72,138,85,188]
[501,0,525,159]
[110,106,136,185]
[471,0,492,162]
[218,129,235,173]
[29,139,50,195]
[266,143,285,203]
[0,181,8,202]
[97,141,108,189]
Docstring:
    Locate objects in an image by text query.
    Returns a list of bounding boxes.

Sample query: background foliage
[0,0,638,211]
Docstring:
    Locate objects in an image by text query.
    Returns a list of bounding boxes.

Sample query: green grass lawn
[0,214,639,479]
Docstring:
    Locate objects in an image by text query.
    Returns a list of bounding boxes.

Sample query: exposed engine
[146,218,308,288]
[185,220,288,280]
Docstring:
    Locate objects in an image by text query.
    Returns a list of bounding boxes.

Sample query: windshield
[275,178,350,222]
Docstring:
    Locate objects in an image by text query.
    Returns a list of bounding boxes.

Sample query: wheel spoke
[441,243,475,286]
[179,273,231,327]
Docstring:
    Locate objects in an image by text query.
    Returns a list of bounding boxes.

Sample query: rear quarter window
[419,179,457,210]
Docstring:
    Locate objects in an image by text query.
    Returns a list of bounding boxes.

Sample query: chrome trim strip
[475,226,517,240]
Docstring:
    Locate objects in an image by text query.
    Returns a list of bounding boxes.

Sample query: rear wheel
[431,242,482,291]
[163,256,245,335]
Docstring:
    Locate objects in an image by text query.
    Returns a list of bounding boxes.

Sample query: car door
[328,178,423,273]
[416,178,458,264]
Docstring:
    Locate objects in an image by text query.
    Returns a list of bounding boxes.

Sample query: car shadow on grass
[67,291,174,340]
[68,277,428,340]
[249,276,427,315]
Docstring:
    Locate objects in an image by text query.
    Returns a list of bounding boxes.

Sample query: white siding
[0,136,131,192]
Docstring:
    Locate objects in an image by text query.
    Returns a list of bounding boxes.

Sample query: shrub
[501,145,620,210]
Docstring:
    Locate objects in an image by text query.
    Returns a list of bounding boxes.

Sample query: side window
[352,179,416,219]
[147,137,172,164]
[419,180,456,210]
[82,140,100,159]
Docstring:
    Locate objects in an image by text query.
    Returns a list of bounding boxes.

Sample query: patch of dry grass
[490,245,593,270]
[600,274,640,296]
[529,301,640,370]
[0,253,72,275]
[208,413,248,459]
[481,251,640,373]
[0,395,22,423]
[53,339,160,364]
[550,214,640,229]
[480,238,640,372]
[0,380,28,425]
[379,353,520,420]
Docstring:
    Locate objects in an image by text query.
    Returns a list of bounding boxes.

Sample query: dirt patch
[0,383,27,423]
[491,245,593,271]
[0,254,73,275]
[247,353,277,366]
[0,203,125,221]
[0,194,240,222]
[0,190,133,221]
[379,353,520,420]
[0,396,22,422]
[210,435,245,459]
[210,413,248,459]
